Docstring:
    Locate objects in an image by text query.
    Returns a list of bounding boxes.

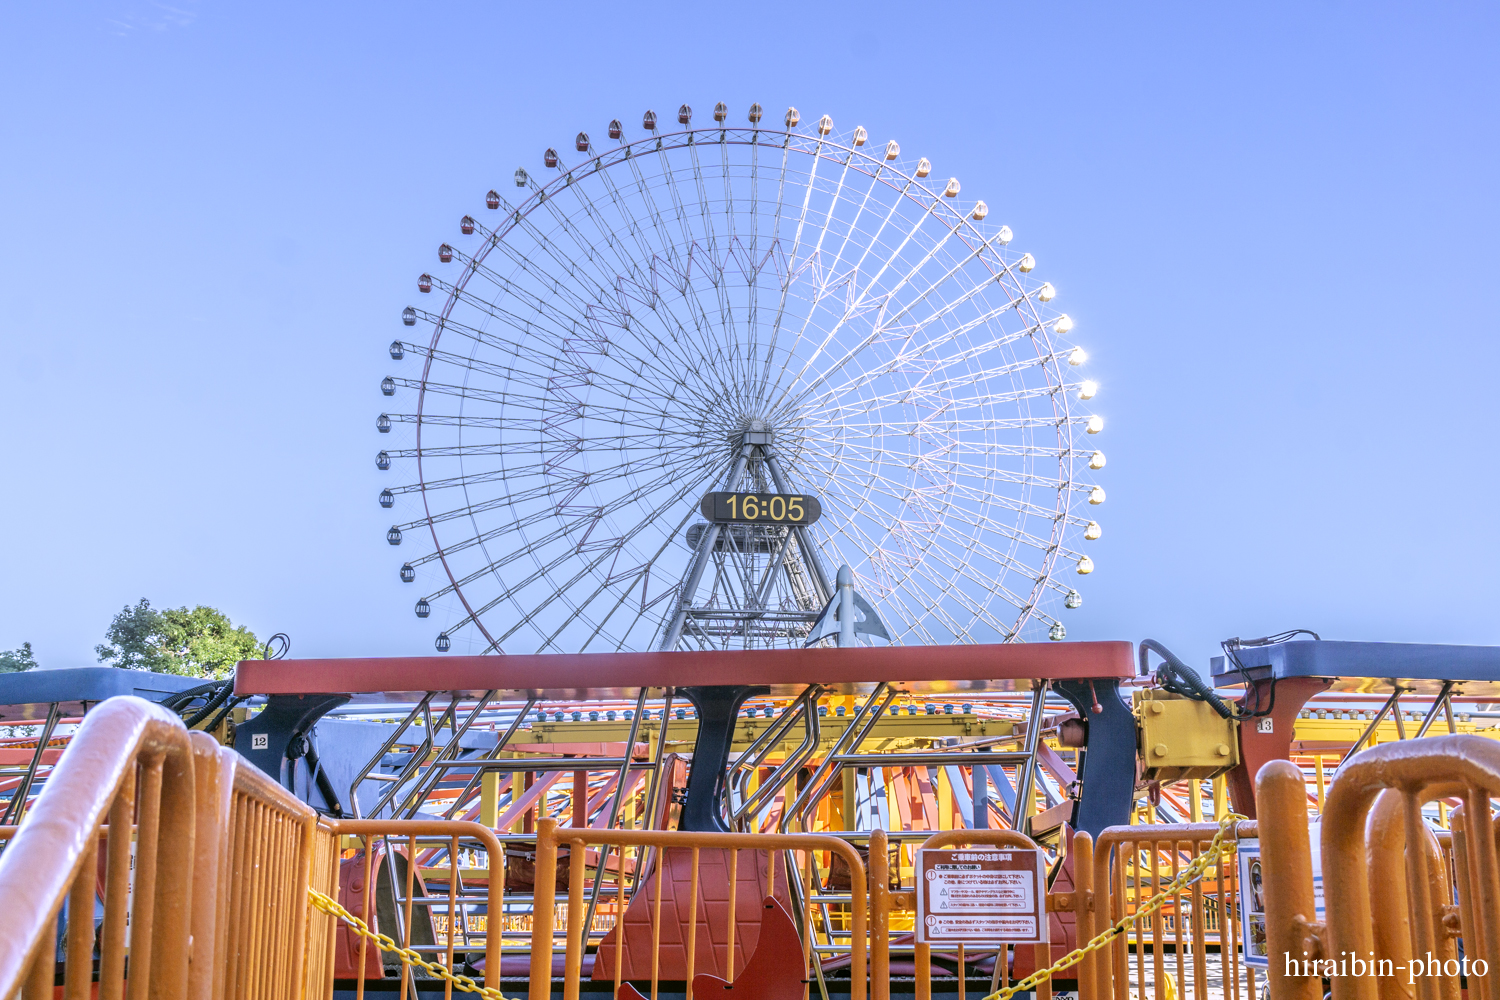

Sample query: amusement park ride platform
[3,637,1500,996]
[232,640,1140,840]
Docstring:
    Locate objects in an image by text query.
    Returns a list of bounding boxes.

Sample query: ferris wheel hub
[722,416,776,447]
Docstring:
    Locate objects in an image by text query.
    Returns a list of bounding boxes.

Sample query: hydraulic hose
[161,680,222,713]
[1138,638,1236,720]
[183,680,236,729]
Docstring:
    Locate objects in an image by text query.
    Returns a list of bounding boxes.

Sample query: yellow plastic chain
[306,886,511,1000]
[983,811,1248,1000]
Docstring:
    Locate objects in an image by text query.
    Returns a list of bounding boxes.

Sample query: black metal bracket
[234,693,351,805]
[678,684,769,832]
[1052,678,1136,837]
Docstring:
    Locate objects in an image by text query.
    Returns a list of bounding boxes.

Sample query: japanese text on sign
[916,848,1049,944]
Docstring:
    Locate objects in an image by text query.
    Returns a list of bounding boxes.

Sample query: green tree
[97,599,260,678]
[96,599,169,671]
[157,605,261,678]
[0,642,37,673]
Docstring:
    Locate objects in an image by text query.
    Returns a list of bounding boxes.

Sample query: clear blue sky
[4,1,1497,670]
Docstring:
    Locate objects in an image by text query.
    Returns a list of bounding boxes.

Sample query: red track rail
[235,641,1134,699]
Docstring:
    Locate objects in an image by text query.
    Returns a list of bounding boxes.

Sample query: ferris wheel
[376,102,1105,655]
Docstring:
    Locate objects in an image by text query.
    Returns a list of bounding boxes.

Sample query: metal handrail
[394,689,499,818]
[0,702,61,825]
[0,696,330,1000]
[729,684,824,823]
[439,694,537,819]
[827,750,1030,767]
[785,683,895,832]
[349,691,435,817]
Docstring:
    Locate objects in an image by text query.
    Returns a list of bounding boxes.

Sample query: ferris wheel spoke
[945,524,1068,580]
[546,161,659,292]
[902,543,1033,625]
[450,227,611,330]
[549,160,732,380]
[802,349,1076,413]
[383,397,701,437]
[466,223,620,328]
[416,308,686,412]
[511,172,656,309]
[764,146,875,405]
[466,460,714,650]
[404,305,569,379]
[388,422,713,458]
[403,503,571,569]
[439,274,579,352]
[803,387,1057,428]
[423,271,587,352]
[405,448,717,517]
[398,327,704,421]
[875,295,1038,369]
[801,413,1076,436]
[749,136,798,390]
[574,505,704,653]
[769,213,1027,421]
[809,147,888,300]
[767,181,951,411]
[601,158,750,384]
[794,436,1089,482]
[687,140,762,398]
[811,463,1067,540]
[381,413,703,449]
[894,270,1033,345]
[645,141,740,371]
[868,228,1029,337]
[908,286,1045,358]
[417,455,721,574]
[585,174,724,373]
[491,214,670,369]
[768,130,830,332]
[453,242,709,404]
[534,514,694,655]
[888,563,974,641]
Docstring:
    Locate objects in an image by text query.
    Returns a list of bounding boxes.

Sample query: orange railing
[1091,821,1257,1000]
[908,828,1084,1000]
[0,696,205,998]
[1258,735,1500,1000]
[528,818,871,1000]
[326,819,504,1000]
[0,696,333,1000]
[0,693,1311,1000]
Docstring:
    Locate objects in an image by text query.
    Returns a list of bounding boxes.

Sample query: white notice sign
[916,848,1049,944]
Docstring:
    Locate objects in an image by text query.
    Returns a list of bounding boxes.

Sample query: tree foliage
[96,599,260,679]
[0,642,37,673]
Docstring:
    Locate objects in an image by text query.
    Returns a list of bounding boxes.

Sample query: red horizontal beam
[234,641,1134,698]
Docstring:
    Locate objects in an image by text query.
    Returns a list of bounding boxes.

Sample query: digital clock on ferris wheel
[700,492,824,526]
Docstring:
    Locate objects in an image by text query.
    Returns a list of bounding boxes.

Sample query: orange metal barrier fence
[0,692,1375,1000]
[0,697,330,1000]
[1258,734,1500,1000]
[0,697,203,999]
[528,818,870,1000]
[1091,821,1257,1000]
[323,819,505,1000]
[906,828,1078,1000]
